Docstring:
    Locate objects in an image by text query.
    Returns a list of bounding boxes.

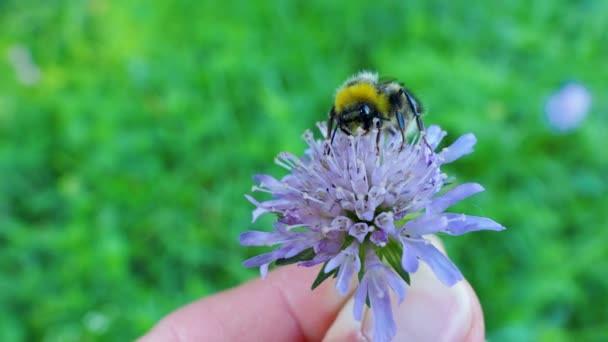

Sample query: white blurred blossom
[6,44,41,86]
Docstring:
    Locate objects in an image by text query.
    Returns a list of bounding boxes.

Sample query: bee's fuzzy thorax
[334,71,389,114]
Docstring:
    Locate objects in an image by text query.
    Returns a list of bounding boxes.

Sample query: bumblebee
[326,71,425,152]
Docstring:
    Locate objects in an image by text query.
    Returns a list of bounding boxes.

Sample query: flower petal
[335,256,360,296]
[368,185,386,209]
[369,281,397,342]
[402,213,448,236]
[400,239,419,273]
[244,195,267,222]
[252,174,284,190]
[385,267,407,303]
[355,198,375,221]
[374,212,395,235]
[325,252,345,273]
[349,222,370,243]
[260,263,269,279]
[325,242,361,295]
[299,252,335,267]
[330,216,352,231]
[427,183,484,214]
[242,250,282,268]
[408,239,463,286]
[370,229,388,247]
[442,213,506,235]
[239,231,277,246]
[353,275,369,321]
[425,125,447,150]
[439,133,477,164]
[314,237,343,254]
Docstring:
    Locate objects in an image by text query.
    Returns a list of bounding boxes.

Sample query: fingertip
[463,280,485,342]
[140,264,352,342]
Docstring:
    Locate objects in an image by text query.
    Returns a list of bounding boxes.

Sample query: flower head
[240,124,504,342]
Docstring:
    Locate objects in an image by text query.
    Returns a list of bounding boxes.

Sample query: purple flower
[545,82,591,133]
[240,123,504,342]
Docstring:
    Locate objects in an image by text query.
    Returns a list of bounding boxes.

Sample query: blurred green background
[1,1,607,341]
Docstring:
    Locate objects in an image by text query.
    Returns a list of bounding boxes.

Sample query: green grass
[1,1,607,341]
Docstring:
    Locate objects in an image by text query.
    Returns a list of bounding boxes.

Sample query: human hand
[139,236,484,342]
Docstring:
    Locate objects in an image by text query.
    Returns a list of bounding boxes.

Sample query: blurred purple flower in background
[240,124,504,342]
[545,82,591,133]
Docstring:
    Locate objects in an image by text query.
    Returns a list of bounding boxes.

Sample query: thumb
[323,236,485,342]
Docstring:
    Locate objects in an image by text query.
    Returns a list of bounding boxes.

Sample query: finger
[323,235,485,342]
[139,263,352,342]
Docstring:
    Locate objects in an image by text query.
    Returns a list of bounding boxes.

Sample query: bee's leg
[375,119,382,155]
[414,113,425,132]
[396,111,408,152]
[327,107,336,141]
[414,112,432,152]
[325,107,337,154]
[339,123,353,136]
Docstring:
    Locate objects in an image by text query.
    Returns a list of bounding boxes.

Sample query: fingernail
[383,262,474,342]
[323,236,479,342]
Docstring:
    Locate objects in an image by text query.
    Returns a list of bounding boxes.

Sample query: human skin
[139,236,484,342]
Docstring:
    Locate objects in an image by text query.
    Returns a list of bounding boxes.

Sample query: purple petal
[330,216,352,231]
[374,212,395,235]
[400,240,419,273]
[325,241,359,271]
[299,252,335,267]
[355,198,375,221]
[408,239,463,286]
[349,222,370,243]
[424,125,447,150]
[427,183,484,214]
[325,252,345,273]
[385,268,407,303]
[260,263,269,279]
[245,195,292,222]
[368,274,397,342]
[368,185,386,209]
[442,213,506,235]
[314,237,343,254]
[334,248,361,295]
[370,229,388,247]
[335,187,356,211]
[243,250,282,268]
[239,231,277,246]
[282,242,311,259]
[244,195,267,222]
[402,214,448,236]
[252,174,283,190]
[353,275,368,321]
[440,133,477,164]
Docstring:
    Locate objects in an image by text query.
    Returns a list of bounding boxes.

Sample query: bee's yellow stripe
[334,83,390,114]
